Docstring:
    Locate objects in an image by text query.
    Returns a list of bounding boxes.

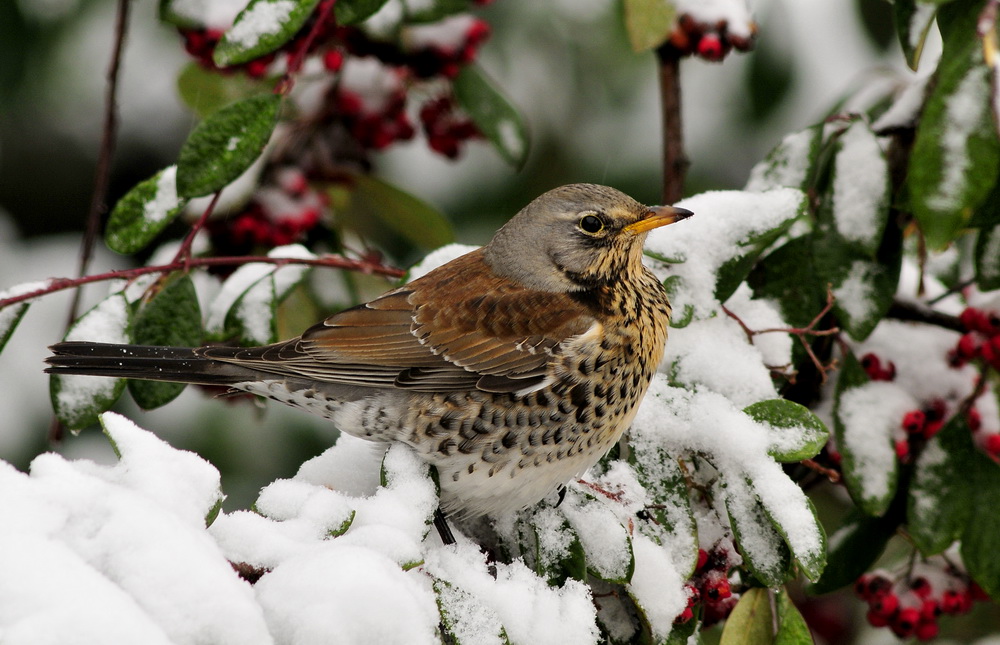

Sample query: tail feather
[46,342,265,386]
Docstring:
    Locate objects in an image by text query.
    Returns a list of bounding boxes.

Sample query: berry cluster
[855,559,990,640]
[950,307,1000,370]
[177,6,492,159]
[419,96,481,159]
[207,168,325,255]
[860,352,896,381]
[675,542,740,626]
[894,399,949,462]
[663,13,756,62]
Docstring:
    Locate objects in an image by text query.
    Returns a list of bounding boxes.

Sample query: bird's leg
[433,508,456,545]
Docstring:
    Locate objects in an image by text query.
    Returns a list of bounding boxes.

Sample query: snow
[644,188,806,319]
[167,0,246,28]
[832,120,888,252]
[0,280,51,340]
[406,243,479,280]
[979,225,1000,281]
[560,487,632,581]
[498,119,525,161]
[872,75,930,132]
[233,244,315,343]
[404,15,477,51]
[225,0,297,49]
[626,533,687,641]
[339,56,405,114]
[675,0,755,39]
[925,63,992,211]
[143,166,182,224]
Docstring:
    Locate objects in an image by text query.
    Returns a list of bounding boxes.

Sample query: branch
[655,45,687,204]
[275,0,337,95]
[67,0,131,325]
[0,255,404,311]
[887,299,964,332]
[172,191,222,266]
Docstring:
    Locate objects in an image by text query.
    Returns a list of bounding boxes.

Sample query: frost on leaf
[0,279,49,354]
[830,120,889,256]
[106,166,187,255]
[745,126,820,193]
[215,0,320,67]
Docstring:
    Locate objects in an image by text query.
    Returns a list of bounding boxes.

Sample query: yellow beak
[624,205,693,235]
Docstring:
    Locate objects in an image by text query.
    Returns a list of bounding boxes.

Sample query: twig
[0,254,404,311]
[655,45,687,204]
[887,300,964,332]
[172,191,222,267]
[275,0,337,95]
[800,458,841,484]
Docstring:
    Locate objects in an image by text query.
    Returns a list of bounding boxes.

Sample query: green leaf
[106,166,187,255]
[908,415,977,555]
[623,0,676,52]
[433,578,511,645]
[214,0,321,67]
[177,63,274,119]
[893,0,939,70]
[337,174,454,249]
[976,224,1000,290]
[744,399,829,463]
[454,64,530,169]
[51,293,131,429]
[176,94,281,198]
[961,446,1000,598]
[725,477,794,587]
[335,0,391,25]
[774,590,815,645]
[808,508,898,595]
[910,6,1000,249]
[970,172,1000,227]
[748,235,826,332]
[128,274,203,410]
[720,588,773,645]
[0,302,28,356]
[832,351,899,516]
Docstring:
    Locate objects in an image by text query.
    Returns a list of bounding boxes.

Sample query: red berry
[465,20,491,45]
[919,598,940,621]
[866,574,892,598]
[902,410,926,435]
[703,575,732,601]
[970,581,990,601]
[871,592,899,616]
[881,361,897,381]
[336,91,363,116]
[925,399,947,422]
[674,606,693,624]
[960,307,987,333]
[941,590,964,614]
[855,575,871,599]
[696,548,709,571]
[915,620,939,641]
[245,58,270,78]
[984,434,1000,456]
[323,49,344,72]
[923,420,944,439]
[893,607,920,636]
[957,333,980,359]
[895,439,910,461]
[696,33,724,60]
[968,406,982,432]
[860,353,881,379]
[910,577,932,599]
[984,336,1000,369]
[866,609,890,627]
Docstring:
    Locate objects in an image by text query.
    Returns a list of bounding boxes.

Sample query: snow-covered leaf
[908,415,975,555]
[106,167,187,255]
[893,0,938,70]
[176,94,281,198]
[177,62,274,119]
[51,293,130,429]
[560,486,635,584]
[744,399,829,463]
[910,8,1000,249]
[128,274,203,410]
[0,280,48,355]
[808,509,898,595]
[826,120,890,257]
[214,0,320,67]
[724,476,793,587]
[745,125,822,193]
[629,446,697,574]
[530,510,587,586]
[335,174,454,250]
[454,64,530,169]
[336,0,391,25]
[747,235,826,336]
[625,533,687,643]
[833,353,906,516]
[623,0,676,52]
[976,223,1000,290]
[433,578,511,645]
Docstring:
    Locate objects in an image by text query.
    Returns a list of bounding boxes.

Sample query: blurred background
[0,0,918,534]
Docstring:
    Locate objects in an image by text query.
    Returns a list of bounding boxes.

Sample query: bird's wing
[202,249,597,393]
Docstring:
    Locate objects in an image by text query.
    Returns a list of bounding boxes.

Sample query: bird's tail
[45,342,265,386]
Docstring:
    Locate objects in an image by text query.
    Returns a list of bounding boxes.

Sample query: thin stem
[0,254,404,311]
[172,191,222,266]
[276,0,337,95]
[656,45,687,204]
[69,0,131,325]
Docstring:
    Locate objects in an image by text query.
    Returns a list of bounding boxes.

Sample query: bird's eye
[578,214,605,234]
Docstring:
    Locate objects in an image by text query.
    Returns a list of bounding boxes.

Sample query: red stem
[172,191,222,266]
[0,255,404,311]
[276,0,337,95]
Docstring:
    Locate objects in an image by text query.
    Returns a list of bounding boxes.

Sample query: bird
[46,183,691,517]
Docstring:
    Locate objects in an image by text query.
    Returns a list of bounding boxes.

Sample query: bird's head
[483,183,692,292]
